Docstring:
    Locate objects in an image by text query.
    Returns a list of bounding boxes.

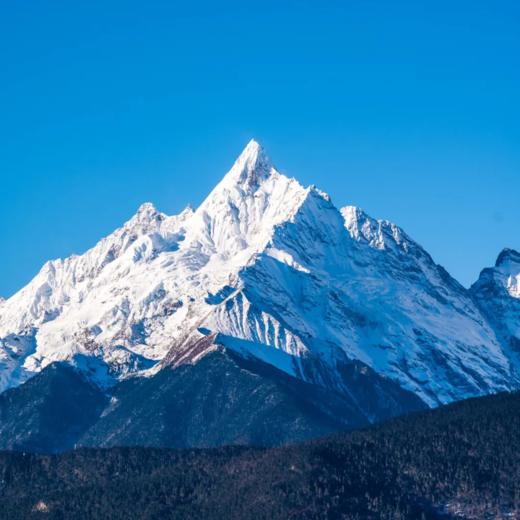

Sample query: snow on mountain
[0,140,518,407]
[470,249,520,369]
[210,184,515,405]
[485,249,520,299]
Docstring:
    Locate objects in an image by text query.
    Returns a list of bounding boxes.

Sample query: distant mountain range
[0,140,519,452]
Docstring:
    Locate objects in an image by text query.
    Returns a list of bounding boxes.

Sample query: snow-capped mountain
[471,249,520,369]
[0,140,518,408]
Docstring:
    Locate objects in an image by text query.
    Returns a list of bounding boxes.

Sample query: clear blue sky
[0,0,519,297]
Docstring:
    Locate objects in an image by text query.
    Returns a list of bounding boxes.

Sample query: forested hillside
[0,391,519,519]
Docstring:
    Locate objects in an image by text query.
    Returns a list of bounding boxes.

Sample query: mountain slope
[78,340,424,450]
[0,341,425,453]
[0,140,518,410]
[0,363,107,453]
[79,348,368,449]
[1,390,519,519]
[470,248,520,368]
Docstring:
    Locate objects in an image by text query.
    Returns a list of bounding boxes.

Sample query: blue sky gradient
[0,0,519,296]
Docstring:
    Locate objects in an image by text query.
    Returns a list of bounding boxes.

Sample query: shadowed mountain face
[0,390,519,519]
[80,350,367,449]
[0,363,107,453]
[80,348,425,450]
[0,346,426,453]
[471,248,520,368]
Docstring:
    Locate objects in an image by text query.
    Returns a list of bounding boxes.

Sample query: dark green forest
[0,390,519,519]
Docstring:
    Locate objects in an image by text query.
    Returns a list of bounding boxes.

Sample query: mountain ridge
[0,139,518,413]
[0,349,426,453]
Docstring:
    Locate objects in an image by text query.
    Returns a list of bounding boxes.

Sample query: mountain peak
[472,248,520,301]
[239,138,267,165]
[242,137,262,155]
[135,202,159,218]
[496,248,520,267]
[222,139,275,191]
[124,202,165,230]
